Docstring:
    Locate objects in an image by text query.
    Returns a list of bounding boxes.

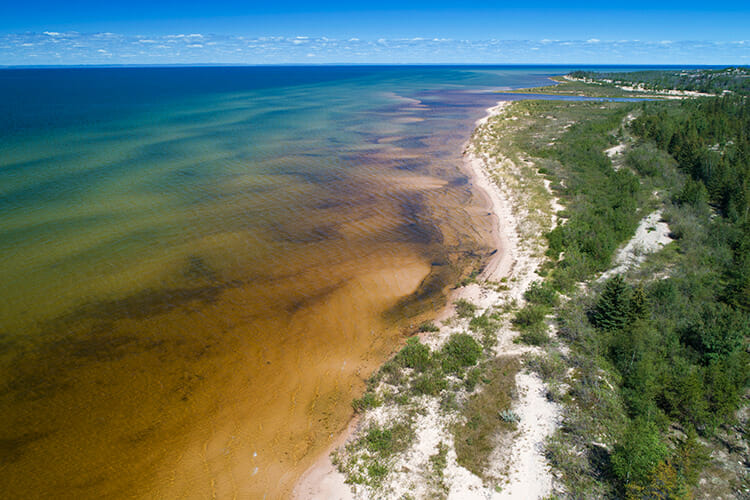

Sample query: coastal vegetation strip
[316,67,749,499]
[517,71,749,499]
[505,75,666,99]
[509,67,750,99]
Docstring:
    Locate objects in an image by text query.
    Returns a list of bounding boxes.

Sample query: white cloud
[0,32,746,65]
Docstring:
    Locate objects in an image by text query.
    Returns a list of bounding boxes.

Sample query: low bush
[517,326,551,346]
[395,337,432,372]
[524,280,559,307]
[412,372,448,396]
[440,333,483,374]
[512,304,548,330]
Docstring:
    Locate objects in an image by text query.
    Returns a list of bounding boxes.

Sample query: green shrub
[367,462,388,483]
[468,313,497,334]
[469,313,500,350]
[365,427,395,453]
[517,326,551,346]
[512,304,548,329]
[440,333,483,374]
[524,280,559,307]
[625,143,673,177]
[362,422,414,457]
[412,372,448,396]
[395,337,433,372]
[611,418,668,487]
[370,358,404,387]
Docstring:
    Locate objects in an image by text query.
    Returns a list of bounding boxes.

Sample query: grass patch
[335,418,416,488]
[418,321,440,333]
[453,356,521,479]
[352,392,381,413]
[454,299,478,318]
[469,312,500,350]
[427,442,449,498]
[526,352,567,383]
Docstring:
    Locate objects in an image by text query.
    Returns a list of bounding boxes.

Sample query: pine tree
[591,274,632,331]
[629,284,650,322]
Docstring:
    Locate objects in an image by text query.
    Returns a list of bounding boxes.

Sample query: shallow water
[0,66,562,498]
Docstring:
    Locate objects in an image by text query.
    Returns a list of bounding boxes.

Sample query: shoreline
[293,97,560,498]
[463,101,515,283]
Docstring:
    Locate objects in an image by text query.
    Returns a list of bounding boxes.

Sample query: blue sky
[1,1,748,64]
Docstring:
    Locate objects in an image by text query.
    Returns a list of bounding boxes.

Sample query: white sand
[605,143,626,158]
[291,419,357,500]
[600,210,672,281]
[461,102,561,500]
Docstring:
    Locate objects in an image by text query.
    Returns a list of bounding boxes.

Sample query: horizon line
[0,63,741,69]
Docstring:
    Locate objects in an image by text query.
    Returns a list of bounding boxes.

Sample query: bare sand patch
[601,209,673,281]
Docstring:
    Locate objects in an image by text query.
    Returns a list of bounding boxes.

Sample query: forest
[337,68,748,498]
[569,67,750,94]
[537,70,749,498]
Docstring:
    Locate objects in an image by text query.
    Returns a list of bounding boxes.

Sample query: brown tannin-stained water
[0,66,558,498]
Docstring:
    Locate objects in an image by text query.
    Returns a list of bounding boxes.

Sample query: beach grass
[452,356,521,481]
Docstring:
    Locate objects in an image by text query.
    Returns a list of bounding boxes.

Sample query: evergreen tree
[591,275,632,331]
[629,284,650,322]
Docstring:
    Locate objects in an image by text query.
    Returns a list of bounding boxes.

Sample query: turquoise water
[0,66,561,332]
[0,66,598,498]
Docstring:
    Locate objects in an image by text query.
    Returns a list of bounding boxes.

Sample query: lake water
[0,65,591,498]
